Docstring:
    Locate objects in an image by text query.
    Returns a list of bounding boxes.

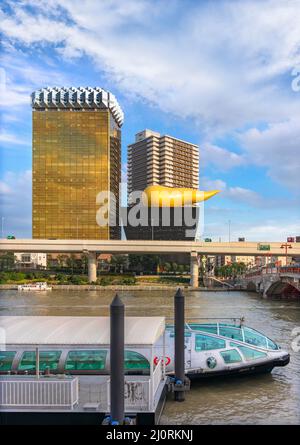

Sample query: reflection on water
[0,289,299,424]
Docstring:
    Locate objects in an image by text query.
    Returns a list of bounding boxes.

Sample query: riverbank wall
[0,284,245,291]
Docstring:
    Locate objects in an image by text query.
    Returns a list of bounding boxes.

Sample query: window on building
[21,254,31,263]
[0,351,16,372]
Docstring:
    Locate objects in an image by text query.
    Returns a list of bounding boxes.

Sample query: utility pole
[228,220,231,243]
[1,217,4,238]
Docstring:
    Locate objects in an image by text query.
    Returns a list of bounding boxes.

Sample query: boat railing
[151,358,163,409]
[166,316,245,326]
[0,376,79,410]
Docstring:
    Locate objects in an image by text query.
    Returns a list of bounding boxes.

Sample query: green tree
[171,262,178,274]
[110,255,127,273]
[0,252,15,270]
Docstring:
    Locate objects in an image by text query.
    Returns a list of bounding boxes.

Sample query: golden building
[32,87,123,240]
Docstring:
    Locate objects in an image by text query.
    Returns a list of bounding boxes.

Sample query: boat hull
[186,354,290,380]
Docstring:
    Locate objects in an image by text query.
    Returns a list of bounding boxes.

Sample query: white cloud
[1,0,300,131]
[0,129,30,145]
[201,143,245,171]
[202,177,262,206]
[0,170,32,237]
[1,0,299,191]
[239,118,300,190]
[203,216,300,242]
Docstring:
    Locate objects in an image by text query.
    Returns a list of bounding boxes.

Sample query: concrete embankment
[0,284,245,291]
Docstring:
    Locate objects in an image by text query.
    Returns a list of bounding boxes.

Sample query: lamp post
[280,243,292,266]
[151,217,154,241]
[228,220,231,243]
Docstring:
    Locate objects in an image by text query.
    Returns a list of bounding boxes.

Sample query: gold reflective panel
[32,109,121,240]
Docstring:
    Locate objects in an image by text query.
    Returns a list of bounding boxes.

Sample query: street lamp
[151,217,154,241]
[228,220,231,243]
[280,243,292,265]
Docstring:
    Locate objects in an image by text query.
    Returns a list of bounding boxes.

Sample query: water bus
[0,315,289,424]
[17,282,52,291]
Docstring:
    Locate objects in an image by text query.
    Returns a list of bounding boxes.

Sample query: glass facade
[32,109,121,239]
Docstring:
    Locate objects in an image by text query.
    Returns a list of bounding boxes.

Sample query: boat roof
[0,316,165,346]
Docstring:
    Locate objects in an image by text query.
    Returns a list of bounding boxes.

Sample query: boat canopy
[184,323,279,350]
[0,316,165,347]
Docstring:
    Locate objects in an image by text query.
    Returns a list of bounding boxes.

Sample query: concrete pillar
[190,252,199,287]
[88,252,97,283]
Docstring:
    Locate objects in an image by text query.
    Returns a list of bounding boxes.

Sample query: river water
[0,289,299,424]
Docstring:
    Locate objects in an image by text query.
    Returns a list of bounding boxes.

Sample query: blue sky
[0,0,300,240]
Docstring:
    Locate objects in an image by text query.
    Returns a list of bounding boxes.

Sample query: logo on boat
[206,356,217,369]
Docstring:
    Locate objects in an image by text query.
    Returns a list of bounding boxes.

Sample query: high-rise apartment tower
[32,86,123,240]
[127,129,199,198]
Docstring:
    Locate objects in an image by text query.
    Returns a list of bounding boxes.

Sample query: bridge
[243,266,300,299]
[1,239,300,286]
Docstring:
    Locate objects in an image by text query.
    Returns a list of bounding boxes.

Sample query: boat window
[220,349,242,364]
[18,351,62,372]
[266,338,279,350]
[188,324,218,334]
[125,351,150,370]
[168,330,192,338]
[0,351,16,372]
[230,343,267,360]
[219,326,243,341]
[243,328,268,348]
[195,334,226,351]
[65,350,107,371]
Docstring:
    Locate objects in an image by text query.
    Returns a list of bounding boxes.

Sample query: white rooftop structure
[0,316,165,346]
[31,86,124,127]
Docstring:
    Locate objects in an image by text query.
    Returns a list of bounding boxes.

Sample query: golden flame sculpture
[142,185,220,207]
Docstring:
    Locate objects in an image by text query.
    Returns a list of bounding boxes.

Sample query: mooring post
[174,288,186,401]
[110,294,125,424]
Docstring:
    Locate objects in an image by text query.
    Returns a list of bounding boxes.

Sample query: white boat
[17,282,52,291]
[0,316,289,379]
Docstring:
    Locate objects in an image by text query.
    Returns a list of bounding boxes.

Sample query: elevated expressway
[1,240,300,286]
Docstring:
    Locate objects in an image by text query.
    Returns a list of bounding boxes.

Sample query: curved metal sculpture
[142,185,220,207]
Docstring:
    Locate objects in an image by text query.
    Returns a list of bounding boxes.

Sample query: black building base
[123,206,200,241]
